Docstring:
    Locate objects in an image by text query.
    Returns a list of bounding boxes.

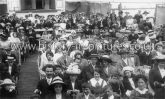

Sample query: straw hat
[66,63,81,75]
[0,79,15,86]
[100,55,112,63]
[5,56,16,62]
[19,27,24,30]
[152,54,165,62]
[143,11,149,14]
[49,76,65,88]
[122,66,134,73]
[59,37,67,41]
[88,54,99,60]
[155,42,163,48]
[51,76,64,84]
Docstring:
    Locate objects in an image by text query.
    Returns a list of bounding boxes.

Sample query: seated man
[34,64,55,99]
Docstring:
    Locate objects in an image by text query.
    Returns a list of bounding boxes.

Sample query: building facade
[6,0,65,12]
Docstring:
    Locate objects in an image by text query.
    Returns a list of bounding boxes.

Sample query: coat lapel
[155,67,163,79]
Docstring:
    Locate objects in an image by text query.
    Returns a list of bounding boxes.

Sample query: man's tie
[47,78,51,85]
[96,81,100,87]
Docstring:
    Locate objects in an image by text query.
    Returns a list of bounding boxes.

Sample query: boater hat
[152,55,165,62]
[122,66,134,73]
[100,55,112,63]
[0,79,15,86]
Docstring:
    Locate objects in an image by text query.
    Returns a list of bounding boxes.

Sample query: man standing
[149,56,165,99]
[134,10,143,24]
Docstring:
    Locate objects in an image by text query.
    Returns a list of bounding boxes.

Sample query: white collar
[56,94,62,99]
[135,88,148,94]
[158,67,165,78]
[84,94,89,97]
[108,95,114,99]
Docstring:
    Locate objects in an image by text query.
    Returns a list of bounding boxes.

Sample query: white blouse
[89,78,107,88]
[56,94,62,99]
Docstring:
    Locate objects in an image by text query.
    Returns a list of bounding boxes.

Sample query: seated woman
[154,42,165,56]
[66,35,74,48]
[45,76,71,99]
[8,32,21,64]
[0,79,17,98]
[88,68,107,99]
[130,75,153,99]
[8,32,21,44]
[39,51,55,78]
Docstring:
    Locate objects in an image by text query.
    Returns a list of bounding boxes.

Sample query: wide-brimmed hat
[0,79,15,86]
[66,63,81,75]
[143,11,149,14]
[152,55,165,62]
[6,22,11,26]
[59,37,67,41]
[155,42,163,48]
[122,66,134,73]
[100,55,112,63]
[5,56,16,62]
[88,54,99,60]
[19,26,24,30]
[49,76,65,87]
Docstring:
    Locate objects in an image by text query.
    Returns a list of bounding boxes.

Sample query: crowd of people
[0,9,164,99]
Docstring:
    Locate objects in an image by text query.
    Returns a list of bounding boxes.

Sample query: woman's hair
[134,74,148,84]
[81,82,91,89]
[42,64,55,71]
[74,52,82,59]
[94,67,102,75]
[46,51,54,57]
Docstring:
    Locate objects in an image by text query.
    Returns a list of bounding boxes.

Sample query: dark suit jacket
[1,63,18,80]
[123,77,135,93]
[139,51,153,66]
[81,65,95,83]
[149,67,165,99]
[36,79,52,98]
[65,80,82,91]
[128,34,139,41]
